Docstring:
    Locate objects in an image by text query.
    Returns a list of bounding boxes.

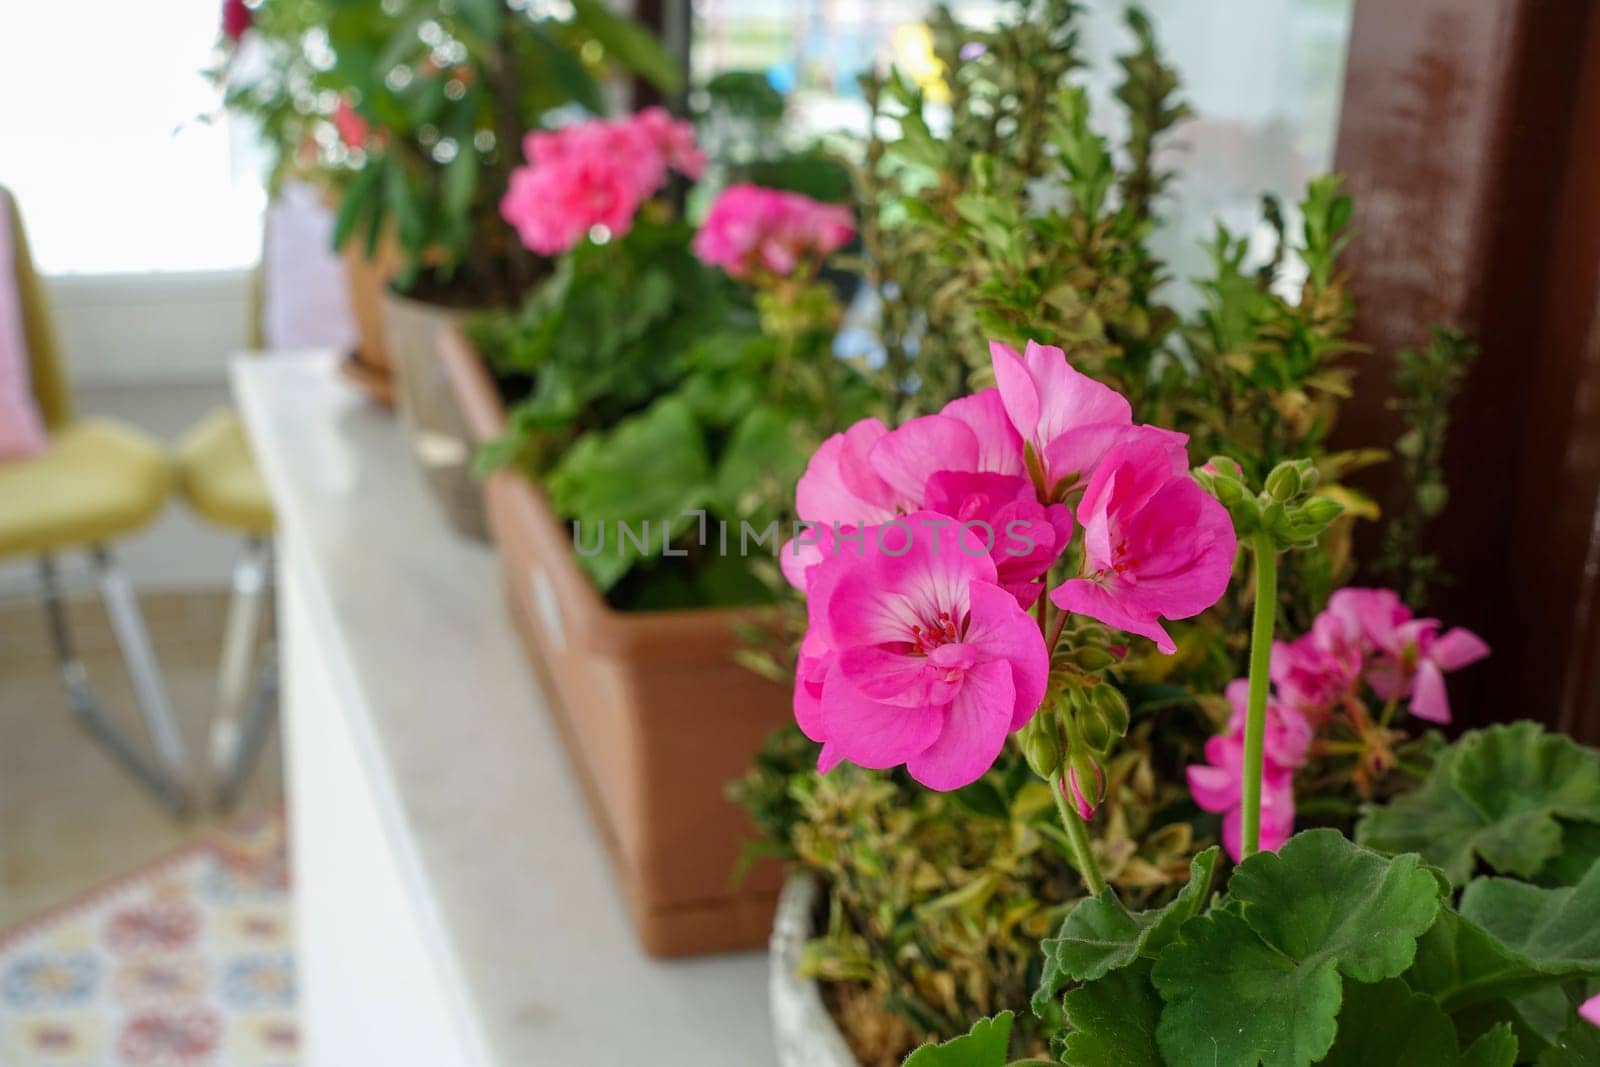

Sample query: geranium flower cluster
[786,340,1236,790]
[500,108,704,256]
[693,184,855,281]
[1189,587,1489,859]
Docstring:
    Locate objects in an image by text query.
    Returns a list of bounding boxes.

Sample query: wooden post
[1332,0,1600,739]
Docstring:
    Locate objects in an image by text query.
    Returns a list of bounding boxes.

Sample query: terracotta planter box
[437,325,790,957]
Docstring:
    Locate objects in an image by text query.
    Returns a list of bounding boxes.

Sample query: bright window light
[0,0,265,276]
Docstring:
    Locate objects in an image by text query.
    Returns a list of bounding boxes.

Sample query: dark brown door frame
[1332,0,1600,741]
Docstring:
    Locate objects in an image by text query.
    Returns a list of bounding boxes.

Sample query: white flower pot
[769,873,860,1067]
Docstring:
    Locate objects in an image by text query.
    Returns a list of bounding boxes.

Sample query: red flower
[222,0,252,41]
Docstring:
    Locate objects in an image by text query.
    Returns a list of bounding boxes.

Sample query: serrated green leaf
[1152,830,1442,1067]
[902,1011,1012,1067]
[1034,847,1219,1013]
[1405,906,1558,1013]
[1358,723,1600,885]
[1459,859,1600,975]
[1155,908,1340,1067]
[1058,961,1163,1066]
[1320,978,1461,1066]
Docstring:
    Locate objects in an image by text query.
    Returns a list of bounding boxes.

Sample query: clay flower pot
[437,324,791,957]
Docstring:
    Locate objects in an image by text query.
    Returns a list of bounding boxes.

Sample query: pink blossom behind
[501,110,702,256]
[693,184,854,281]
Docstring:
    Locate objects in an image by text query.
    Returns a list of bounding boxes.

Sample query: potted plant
[438,104,865,955]
[734,3,1506,1061]
[216,0,679,536]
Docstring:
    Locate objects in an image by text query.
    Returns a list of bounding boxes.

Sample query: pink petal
[1326,587,1408,649]
[1020,339,1132,445]
[1044,423,1187,488]
[961,582,1049,729]
[825,514,997,649]
[868,414,980,507]
[818,665,944,770]
[837,644,962,707]
[1188,762,1238,813]
[1221,807,1246,862]
[990,340,1040,445]
[904,660,1015,790]
[1409,658,1452,724]
[1429,627,1490,671]
[1580,994,1600,1029]
[796,419,895,524]
[941,389,1025,476]
[817,740,845,774]
[1052,579,1177,655]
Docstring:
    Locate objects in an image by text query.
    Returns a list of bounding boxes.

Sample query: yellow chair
[174,407,276,808]
[0,188,192,813]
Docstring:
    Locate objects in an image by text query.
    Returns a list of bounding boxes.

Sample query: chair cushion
[0,418,171,558]
[175,408,273,534]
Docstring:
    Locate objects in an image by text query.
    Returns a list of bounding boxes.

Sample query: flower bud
[1072,646,1119,672]
[1091,685,1131,741]
[1065,753,1106,820]
[1022,716,1063,779]
[1296,495,1345,528]
[1264,462,1301,503]
[1202,456,1244,482]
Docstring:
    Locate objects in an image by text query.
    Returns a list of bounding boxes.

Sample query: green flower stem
[1052,774,1108,897]
[1241,530,1279,858]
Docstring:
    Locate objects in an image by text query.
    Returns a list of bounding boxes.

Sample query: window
[0,0,265,275]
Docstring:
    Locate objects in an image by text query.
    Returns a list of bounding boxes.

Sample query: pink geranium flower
[782,390,1065,600]
[502,110,702,256]
[1187,729,1298,861]
[990,340,1188,492]
[1366,618,1490,724]
[1582,994,1600,1029]
[634,106,706,181]
[1050,433,1237,654]
[795,513,1048,790]
[331,99,370,150]
[693,184,854,281]
[1186,677,1310,859]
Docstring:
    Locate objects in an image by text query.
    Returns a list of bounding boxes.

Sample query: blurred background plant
[214,0,680,308]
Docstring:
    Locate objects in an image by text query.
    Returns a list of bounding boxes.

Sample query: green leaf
[711,406,803,520]
[1358,722,1600,885]
[525,23,605,115]
[1459,859,1600,975]
[1058,961,1163,1066]
[902,1012,1012,1067]
[569,0,683,93]
[1537,1009,1600,1067]
[331,162,382,253]
[1320,978,1462,1067]
[1034,847,1220,1012]
[546,398,712,591]
[1461,1024,1520,1067]
[1152,830,1443,1067]
[1405,906,1557,1013]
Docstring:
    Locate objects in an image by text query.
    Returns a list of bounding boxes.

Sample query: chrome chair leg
[211,539,278,809]
[39,554,192,815]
